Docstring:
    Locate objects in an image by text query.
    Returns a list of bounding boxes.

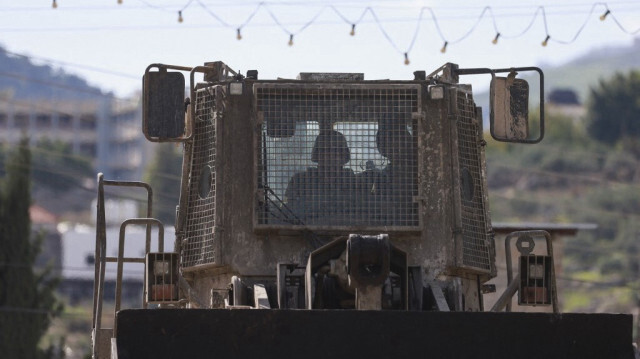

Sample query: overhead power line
[0,72,137,105]
[1,50,139,80]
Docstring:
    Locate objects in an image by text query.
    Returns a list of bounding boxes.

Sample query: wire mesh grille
[256,85,420,228]
[456,91,492,271]
[181,87,217,268]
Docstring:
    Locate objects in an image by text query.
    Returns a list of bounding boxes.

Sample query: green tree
[587,71,640,150]
[143,143,183,226]
[0,138,62,358]
[31,138,93,193]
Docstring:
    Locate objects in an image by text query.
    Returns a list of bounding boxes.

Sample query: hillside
[475,37,640,109]
[534,37,640,103]
[0,45,106,100]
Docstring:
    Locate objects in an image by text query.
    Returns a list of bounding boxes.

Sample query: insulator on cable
[404,53,410,65]
[600,10,611,21]
[288,34,294,46]
[178,11,184,23]
[350,24,356,36]
[237,28,242,40]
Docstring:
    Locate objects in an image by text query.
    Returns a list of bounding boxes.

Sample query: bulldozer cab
[137,62,546,305]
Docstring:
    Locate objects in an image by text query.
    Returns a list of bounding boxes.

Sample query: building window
[59,115,73,129]
[79,114,97,130]
[0,113,7,128]
[35,114,52,129]
[14,113,29,130]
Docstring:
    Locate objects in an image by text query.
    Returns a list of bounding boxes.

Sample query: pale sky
[1,0,638,98]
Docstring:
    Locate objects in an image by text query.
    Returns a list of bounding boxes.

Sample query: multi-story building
[0,95,149,181]
[107,95,150,180]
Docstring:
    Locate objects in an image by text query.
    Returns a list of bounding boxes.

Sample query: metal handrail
[492,230,558,313]
[92,173,155,358]
[113,218,164,336]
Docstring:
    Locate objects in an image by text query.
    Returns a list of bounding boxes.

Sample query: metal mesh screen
[256,85,420,228]
[181,86,217,268]
[518,255,552,305]
[146,252,179,303]
[456,91,492,271]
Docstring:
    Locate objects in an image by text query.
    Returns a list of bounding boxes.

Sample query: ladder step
[104,257,146,263]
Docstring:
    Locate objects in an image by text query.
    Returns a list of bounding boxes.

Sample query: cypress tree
[0,138,61,358]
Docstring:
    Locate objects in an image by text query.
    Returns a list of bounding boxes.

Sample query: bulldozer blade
[115,309,634,359]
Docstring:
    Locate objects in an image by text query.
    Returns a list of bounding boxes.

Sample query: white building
[58,223,174,305]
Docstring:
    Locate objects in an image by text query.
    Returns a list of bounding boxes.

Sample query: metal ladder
[92,173,165,359]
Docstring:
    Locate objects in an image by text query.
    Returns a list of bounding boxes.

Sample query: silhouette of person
[373,124,418,225]
[285,129,355,224]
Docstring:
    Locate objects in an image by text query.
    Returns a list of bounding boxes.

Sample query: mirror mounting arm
[452,67,497,135]
[203,61,238,82]
[189,64,227,122]
[145,63,193,75]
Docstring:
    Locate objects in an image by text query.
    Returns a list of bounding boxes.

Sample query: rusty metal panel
[143,71,185,139]
[254,84,421,231]
[455,90,492,272]
[493,77,529,140]
[180,86,218,268]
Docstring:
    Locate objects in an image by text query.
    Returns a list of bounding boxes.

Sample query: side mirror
[143,67,187,142]
[493,76,529,140]
[490,68,544,144]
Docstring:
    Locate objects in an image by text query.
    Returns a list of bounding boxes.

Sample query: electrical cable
[547,2,602,45]
[493,264,640,291]
[2,1,639,56]
[0,72,136,104]
[0,262,147,276]
[195,0,230,27]
[488,161,640,190]
[1,49,139,80]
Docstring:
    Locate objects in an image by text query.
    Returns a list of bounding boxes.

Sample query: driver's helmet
[311,129,351,166]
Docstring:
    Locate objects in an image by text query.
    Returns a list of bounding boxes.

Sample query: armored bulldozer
[91,62,634,358]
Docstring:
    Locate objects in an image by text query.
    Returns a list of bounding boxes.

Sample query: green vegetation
[563,290,591,311]
[31,139,93,193]
[0,138,63,358]
[143,143,183,226]
[0,139,93,194]
[587,71,640,149]
[487,70,640,315]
